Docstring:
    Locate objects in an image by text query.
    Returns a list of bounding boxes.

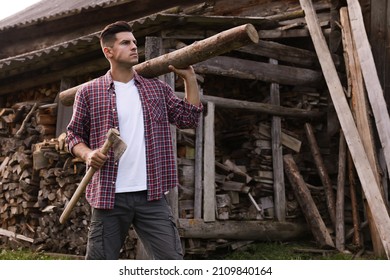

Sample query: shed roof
[0,0,130,31]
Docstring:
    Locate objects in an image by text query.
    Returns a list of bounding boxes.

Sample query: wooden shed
[1,0,390,259]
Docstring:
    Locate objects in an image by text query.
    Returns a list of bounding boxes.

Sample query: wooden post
[300,0,390,259]
[270,58,285,222]
[56,78,75,137]
[283,154,334,248]
[194,89,203,219]
[203,102,215,222]
[335,130,346,251]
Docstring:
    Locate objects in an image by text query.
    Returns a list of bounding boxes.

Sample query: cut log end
[245,24,260,44]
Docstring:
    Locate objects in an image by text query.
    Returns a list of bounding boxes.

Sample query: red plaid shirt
[66,71,203,209]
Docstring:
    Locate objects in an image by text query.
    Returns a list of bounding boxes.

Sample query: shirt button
[113,108,116,112]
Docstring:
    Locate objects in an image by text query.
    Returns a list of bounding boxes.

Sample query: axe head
[106,128,127,161]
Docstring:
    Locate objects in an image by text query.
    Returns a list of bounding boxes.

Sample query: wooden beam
[178,219,309,240]
[175,91,324,119]
[194,56,324,87]
[300,0,390,259]
[239,39,341,69]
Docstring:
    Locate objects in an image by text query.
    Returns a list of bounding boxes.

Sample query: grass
[0,241,385,260]
[220,241,385,260]
[0,248,73,260]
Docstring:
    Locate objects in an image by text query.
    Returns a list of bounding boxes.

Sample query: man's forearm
[184,76,200,106]
[72,142,92,162]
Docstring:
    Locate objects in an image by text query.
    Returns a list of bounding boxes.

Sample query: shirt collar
[104,69,142,89]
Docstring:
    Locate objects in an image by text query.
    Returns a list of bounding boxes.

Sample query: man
[66,21,202,260]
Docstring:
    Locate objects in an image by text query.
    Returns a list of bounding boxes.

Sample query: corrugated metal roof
[0,0,132,31]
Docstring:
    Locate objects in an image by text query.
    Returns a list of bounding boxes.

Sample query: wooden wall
[360,0,390,104]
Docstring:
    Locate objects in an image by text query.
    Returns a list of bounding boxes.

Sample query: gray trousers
[85,191,183,260]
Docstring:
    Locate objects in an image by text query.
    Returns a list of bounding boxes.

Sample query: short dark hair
[100,21,133,47]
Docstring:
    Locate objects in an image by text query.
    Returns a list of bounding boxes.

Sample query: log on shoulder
[59,24,259,106]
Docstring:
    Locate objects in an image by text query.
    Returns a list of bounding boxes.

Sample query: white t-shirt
[114,79,147,193]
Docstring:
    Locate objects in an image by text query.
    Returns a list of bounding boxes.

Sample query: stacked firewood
[0,103,139,258]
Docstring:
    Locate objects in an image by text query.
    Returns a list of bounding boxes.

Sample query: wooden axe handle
[59,129,118,224]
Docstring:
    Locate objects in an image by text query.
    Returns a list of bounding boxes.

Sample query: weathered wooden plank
[347,0,390,178]
[194,90,203,219]
[301,0,390,259]
[203,102,215,222]
[340,6,386,257]
[270,58,285,222]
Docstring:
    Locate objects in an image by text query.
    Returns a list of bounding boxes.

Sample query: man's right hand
[72,143,108,170]
[85,149,108,170]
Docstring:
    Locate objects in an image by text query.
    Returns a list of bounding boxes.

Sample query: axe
[59,128,127,224]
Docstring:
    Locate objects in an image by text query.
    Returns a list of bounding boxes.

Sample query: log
[175,91,323,119]
[194,56,324,87]
[304,122,336,227]
[178,219,309,240]
[283,154,335,248]
[59,24,259,106]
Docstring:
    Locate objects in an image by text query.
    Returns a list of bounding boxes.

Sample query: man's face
[105,31,138,67]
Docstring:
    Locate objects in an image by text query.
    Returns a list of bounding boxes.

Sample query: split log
[0,228,34,243]
[283,154,335,248]
[59,24,259,106]
[14,103,37,138]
